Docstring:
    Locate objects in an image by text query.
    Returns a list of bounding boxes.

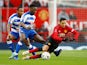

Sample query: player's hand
[62,32,74,42]
[59,33,65,38]
[62,37,74,42]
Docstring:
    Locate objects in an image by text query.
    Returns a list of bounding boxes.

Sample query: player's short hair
[60,18,66,22]
[29,3,39,7]
[17,6,23,10]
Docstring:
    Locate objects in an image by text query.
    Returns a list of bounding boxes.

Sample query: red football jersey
[51,24,79,43]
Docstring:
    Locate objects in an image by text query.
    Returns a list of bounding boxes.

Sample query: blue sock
[29,47,36,55]
[7,43,14,53]
[15,44,21,53]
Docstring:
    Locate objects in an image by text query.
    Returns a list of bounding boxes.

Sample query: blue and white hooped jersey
[20,11,36,29]
[8,13,21,33]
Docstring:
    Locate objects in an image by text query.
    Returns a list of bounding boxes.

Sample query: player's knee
[7,34,13,41]
[20,37,26,42]
[42,48,48,52]
[6,36,11,41]
[42,45,49,52]
[6,38,9,41]
[20,38,29,46]
[19,37,25,42]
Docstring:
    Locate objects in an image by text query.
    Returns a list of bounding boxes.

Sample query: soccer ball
[41,52,51,60]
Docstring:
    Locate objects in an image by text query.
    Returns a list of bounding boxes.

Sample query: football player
[22,18,79,60]
[7,6,24,60]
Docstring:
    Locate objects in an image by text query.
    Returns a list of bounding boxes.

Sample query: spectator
[4,0,8,7]
[32,0,41,7]
[58,9,69,20]
[38,21,49,32]
[0,14,2,20]
[24,0,34,7]
[40,0,48,7]
[69,11,77,20]
[38,21,49,40]
[9,0,22,7]
[0,0,4,7]
[0,23,2,32]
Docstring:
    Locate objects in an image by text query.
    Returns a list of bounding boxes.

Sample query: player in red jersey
[22,18,79,60]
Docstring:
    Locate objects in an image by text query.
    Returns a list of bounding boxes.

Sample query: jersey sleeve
[67,26,79,41]
[72,29,79,41]
[8,15,14,24]
[51,26,63,42]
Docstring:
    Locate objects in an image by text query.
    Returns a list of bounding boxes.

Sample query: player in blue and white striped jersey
[6,6,24,60]
[19,4,46,46]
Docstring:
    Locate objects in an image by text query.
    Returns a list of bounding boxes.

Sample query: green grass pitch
[0,50,87,65]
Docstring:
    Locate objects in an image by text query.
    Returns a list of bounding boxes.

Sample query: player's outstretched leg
[22,48,42,56]
[28,44,36,55]
[34,34,46,44]
[22,54,41,60]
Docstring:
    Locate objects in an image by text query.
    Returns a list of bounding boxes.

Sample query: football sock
[15,41,22,53]
[7,41,14,53]
[28,44,36,55]
[30,54,41,59]
[15,44,21,53]
[29,48,42,53]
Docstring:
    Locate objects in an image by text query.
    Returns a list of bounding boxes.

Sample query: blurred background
[0,0,87,50]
